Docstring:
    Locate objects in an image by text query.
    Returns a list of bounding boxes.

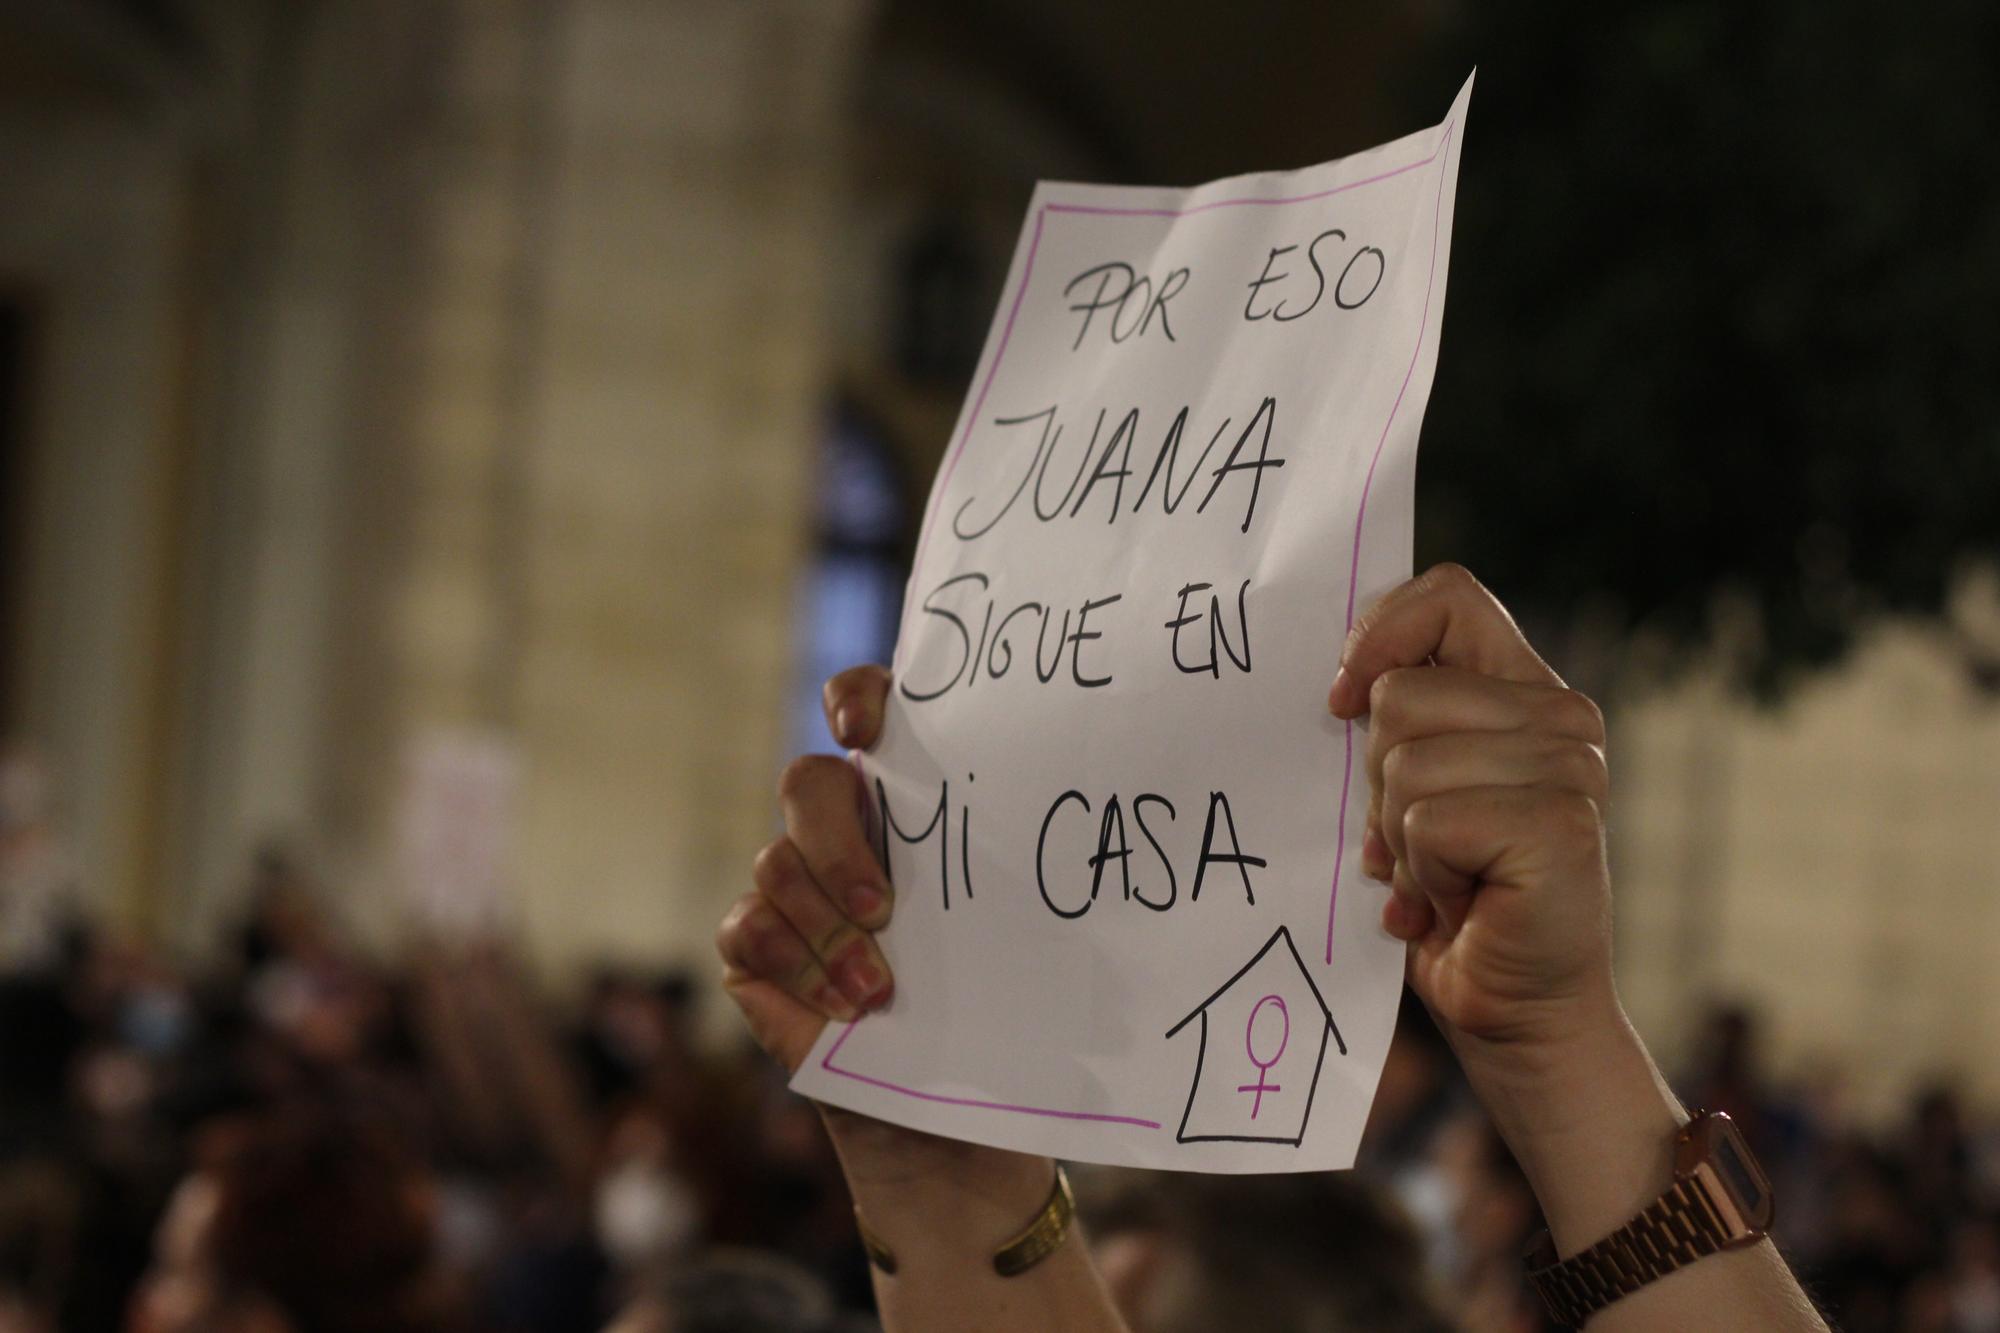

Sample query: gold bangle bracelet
[855,1164,1076,1279]
[993,1165,1076,1276]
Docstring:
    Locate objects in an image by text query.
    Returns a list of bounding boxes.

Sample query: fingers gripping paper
[793,78,1470,1172]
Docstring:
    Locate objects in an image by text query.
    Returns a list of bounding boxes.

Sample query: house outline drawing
[1163,924,1348,1146]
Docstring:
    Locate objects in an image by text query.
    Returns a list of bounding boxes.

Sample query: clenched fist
[1328,562,1615,1053]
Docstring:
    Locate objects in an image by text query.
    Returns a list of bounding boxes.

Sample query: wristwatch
[1526,1110,1775,1328]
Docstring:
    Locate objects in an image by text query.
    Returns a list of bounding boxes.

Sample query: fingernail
[834,705,856,748]
[1362,826,1392,881]
[848,882,886,923]
[831,947,887,1008]
[1328,667,1352,712]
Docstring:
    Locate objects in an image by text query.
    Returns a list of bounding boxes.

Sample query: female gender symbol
[1236,994,1290,1119]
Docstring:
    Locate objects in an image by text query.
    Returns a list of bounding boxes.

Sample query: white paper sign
[793,78,1471,1172]
[397,728,521,939]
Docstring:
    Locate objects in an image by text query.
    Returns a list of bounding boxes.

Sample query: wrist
[1448,982,1639,1129]
[1451,991,1687,1255]
[821,1109,1057,1261]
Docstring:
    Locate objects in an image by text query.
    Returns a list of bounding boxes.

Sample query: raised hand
[1327,562,1615,1052]
[716,665,897,1074]
[716,666,1064,1294]
[1328,570,1826,1328]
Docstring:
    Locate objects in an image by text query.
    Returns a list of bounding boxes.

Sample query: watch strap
[1527,1174,1734,1327]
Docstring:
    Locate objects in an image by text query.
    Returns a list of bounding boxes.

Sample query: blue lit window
[789,398,908,757]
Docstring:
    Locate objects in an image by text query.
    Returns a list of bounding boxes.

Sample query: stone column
[343,0,873,975]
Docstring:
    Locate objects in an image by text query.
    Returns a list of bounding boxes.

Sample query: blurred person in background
[0,748,73,978]
[1077,1168,1455,1333]
[129,1106,461,1333]
[0,748,85,1170]
[603,1248,868,1333]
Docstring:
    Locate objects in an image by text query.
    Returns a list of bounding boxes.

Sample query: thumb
[1330,565,1559,717]
[722,974,829,1076]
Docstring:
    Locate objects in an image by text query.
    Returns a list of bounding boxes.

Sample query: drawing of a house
[1164,925,1346,1146]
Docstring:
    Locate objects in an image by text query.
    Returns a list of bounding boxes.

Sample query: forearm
[830,1134,1128,1333]
[1456,998,1826,1331]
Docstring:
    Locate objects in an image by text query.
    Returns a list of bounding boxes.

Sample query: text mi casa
[873,775,1266,919]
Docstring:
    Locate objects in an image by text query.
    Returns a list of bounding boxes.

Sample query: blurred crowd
[1,836,873,1333]
[1,759,1995,1332]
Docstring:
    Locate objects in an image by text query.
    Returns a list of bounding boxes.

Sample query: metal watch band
[1527,1175,1733,1327]
[855,1164,1075,1279]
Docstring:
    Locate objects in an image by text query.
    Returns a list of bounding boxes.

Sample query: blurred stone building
[0,0,1407,973]
[0,0,1994,1115]
[2,0,877,977]
[1613,626,2000,1117]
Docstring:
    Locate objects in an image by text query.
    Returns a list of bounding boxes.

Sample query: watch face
[1686,1111,1776,1237]
[1713,1132,1764,1209]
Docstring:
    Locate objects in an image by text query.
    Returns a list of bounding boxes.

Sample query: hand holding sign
[717,670,898,1069]
[1330,561,1615,1051]
[722,562,1617,1177]
[721,591,1823,1323]
[718,666,1077,1282]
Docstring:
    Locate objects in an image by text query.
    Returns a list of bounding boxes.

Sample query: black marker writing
[1038,790,1094,919]
[899,572,989,702]
[1243,229,1386,321]
[1190,790,1265,905]
[1067,594,1122,688]
[1128,407,1219,514]
[953,409,1054,541]
[1196,396,1284,534]
[1132,794,1178,910]
[952,397,1286,541]
[1335,245,1385,308]
[899,572,1123,702]
[876,776,959,911]
[1064,261,1191,349]
[1165,579,1253,677]
[1070,408,1137,522]
[1037,786,1264,919]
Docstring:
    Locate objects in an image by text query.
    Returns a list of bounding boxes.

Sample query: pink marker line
[1326,121,1455,965]
[821,1021,1164,1129]
[906,207,1047,589]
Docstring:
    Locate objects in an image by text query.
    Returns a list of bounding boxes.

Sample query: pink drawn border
[827,119,1457,1127]
[821,1020,1163,1128]
[1328,121,1455,963]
